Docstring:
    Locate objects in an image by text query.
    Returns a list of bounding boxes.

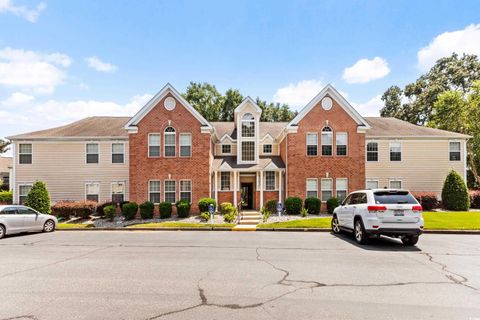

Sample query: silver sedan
[0,205,58,239]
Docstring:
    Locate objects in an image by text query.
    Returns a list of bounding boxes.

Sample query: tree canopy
[0,139,10,155]
[182,82,296,122]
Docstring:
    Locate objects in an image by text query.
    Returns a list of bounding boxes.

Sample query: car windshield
[373,191,417,204]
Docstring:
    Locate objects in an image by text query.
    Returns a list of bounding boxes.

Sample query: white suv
[331,189,424,245]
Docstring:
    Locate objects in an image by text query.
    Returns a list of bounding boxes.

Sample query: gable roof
[211,122,288,141]
[234,96,263,114]
[288,84,371,129]
[124,83,212,132]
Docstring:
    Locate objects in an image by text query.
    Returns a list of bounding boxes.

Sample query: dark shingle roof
[212,156,285,171]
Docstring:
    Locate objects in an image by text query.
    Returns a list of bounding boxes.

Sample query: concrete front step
[232,224,257,231]
[239,220,261,225]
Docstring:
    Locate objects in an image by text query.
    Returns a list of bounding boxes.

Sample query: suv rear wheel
[331,215,341,234]
[401,235,419,246]
[354,219,369,245]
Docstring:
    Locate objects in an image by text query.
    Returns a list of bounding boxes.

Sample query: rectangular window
[86,143,99,164]
[306,133,318,156]
[321,178,333,201]
[164,131,176,157]
[265,171,275,191]
[306,178,318,198]
[149,180,161,204]
[164,180,176,203]
[449,141,461,161]
[179,133,192,157]
[336,132,348,156]
[321,131,333,156]
[111,182,125,203]
[336,178,348,201]
[86,183,99,202]
[366,179,379,189]
[112,143,125,164]
[389,180,402,189]
[220,172,231,191]
[18,144,32,164]
[263,144,272,154]
[148,134,161,157]
[241,120,255,137]
[222,144,231,154]
[18,184,32,205]
[180,180,192,203]
[241,141,255,162]
[389,142,401,161]
[367,142,378,161]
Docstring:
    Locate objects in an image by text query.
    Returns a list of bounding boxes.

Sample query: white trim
[320,178,333,202]
[148,179,161,204]
[365,135,471,140]
[179,132,192,158]
[448,140,462,162]
[11,143,16,201]
[85,182,100,202]
[219,171,232,191]
[221,144,232,155]
[389,141,402,162]
[233,171,237,207]
[388,178,403,189]
[148,133,161,158]
[111,181,126,202]
[234,96,262,114]
[179,179,192,203]
[306,178,318,198]
[18,142,33,165]
[17,183,33,204]
[366,140,379,162]
[463,140,468,182]
[365,178,379,189]
[125,83,212,131]
[262,143,273,155]
[335,178,348,200]
[321,126,333,157]
[164,127,176,158]
[259,133,274,143]
[85,142,99,164]
[335,132,348,157]
[306,132,318,157]
[264,171,276,191]
[164,179,176,204]
[219,134,236,143]
[111,142,125,164]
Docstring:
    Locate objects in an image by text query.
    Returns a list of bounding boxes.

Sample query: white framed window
[265,171,275,191]
[164,127,176,157]
[164,180,176,203]
[18,184,32,205]
[389,141,401,161]
[180,180,192,203]
[336,178,348,201]
[241,141,255,162]
[321,127,333,156]
[148,133,161,157]
[18,144,32,164]
[111,182,125,203]
[222,144,231,154]
[306,133,318,156]
[86,143,99,164]
[366,179,379,189]
[306,178,318,198]
[85,182,100,202]
[321,178,333,201]
[263,144,272,154]
[220,172,231,191]
[449,141,461,161]
[241,113,255,137]
[149,180,161,204]
[179,133,192,157]
[112,143,125,164]
[336,132,348,156]
[389,179,402,189]
[366,142,378,161]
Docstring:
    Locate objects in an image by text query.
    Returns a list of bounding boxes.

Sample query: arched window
[321,127,333,156]
[164,126,176,157]
[241,113,255,138]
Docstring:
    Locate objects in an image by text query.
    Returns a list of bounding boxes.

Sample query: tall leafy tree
[182,82,223,121]
[0,139,10,154]
[221,89,243,121]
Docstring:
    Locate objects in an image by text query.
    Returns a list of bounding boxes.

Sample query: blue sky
[1,0,480,143]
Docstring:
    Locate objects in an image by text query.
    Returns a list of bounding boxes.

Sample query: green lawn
[57,223,92,229]
[258,218,332,229]
[127,222,235,228]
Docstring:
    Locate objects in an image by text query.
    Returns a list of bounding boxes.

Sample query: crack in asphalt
[0,316,39,320]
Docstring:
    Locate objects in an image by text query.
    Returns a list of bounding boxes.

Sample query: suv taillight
[367,205,387,213]
[412,205,423,212]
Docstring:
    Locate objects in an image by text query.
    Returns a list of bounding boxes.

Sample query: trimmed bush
[139,201,154,219]
[442,170,470,211]
[25,181,51,214]
[304,197,321,215]
[265,199,277,215]
[326,197,340,214]
[0,190,12,204]
[159,202,172,219]
[200,212,210,222]
[220,202,236,215]
[122,202,138,220]
[285,197,302,215]
[412,192,439,211]
[97,201,128,216]
[261,206,270,222]
[470,190,480,209]
[51,200,97,219]
[104,205,116,221]
[198,198,216,213]
[176,200,191,218]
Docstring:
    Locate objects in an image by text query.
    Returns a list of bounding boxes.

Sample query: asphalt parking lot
[0,230,479,320]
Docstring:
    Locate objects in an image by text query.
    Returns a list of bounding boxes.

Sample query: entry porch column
[233,171,237,207]
[214,171,218,205]
[259,170,264,209]
[278,170,283,204]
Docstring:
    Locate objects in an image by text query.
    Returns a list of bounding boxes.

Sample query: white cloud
[418,24,480,71]
[86,56,118,73]
[2,92,35,106]
[0,47,72,93]
[351,94,384,117]
[342,57,390,84]
[0,0,46,22]
[273,79,324,109]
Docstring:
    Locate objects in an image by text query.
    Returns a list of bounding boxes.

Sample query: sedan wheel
[354,220,369,245]
[0,225,5,239]
[43,220,55,233]
[331,216,341,234]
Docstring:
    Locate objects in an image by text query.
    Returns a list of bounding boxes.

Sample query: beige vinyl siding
[366,139,466,197]
[215,143,237,156]
[13,140,129,204]
[214,142,280,156]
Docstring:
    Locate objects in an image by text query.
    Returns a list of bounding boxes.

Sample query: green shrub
[97,201,128,216]
[0,190,12,204]
[159,202,172,219]
[304,197,321,215]
[300,207,308,217]
[224,212,237,223]
[326,197,340,214]
[412,192,439,211]
[200,212,210,222]
[103,205,116,221]
[285,197,302,215]
[198,198,216,213]
[441,170,470,211]
[470,190,480,209]
[51,200,97,219]
[25,181,51,213]
[122,202,138,220]
[261,206,270,222]
[176,200,191,218]
[265,199,277,215]
[220,202,237,215]
[139,201,154,219]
